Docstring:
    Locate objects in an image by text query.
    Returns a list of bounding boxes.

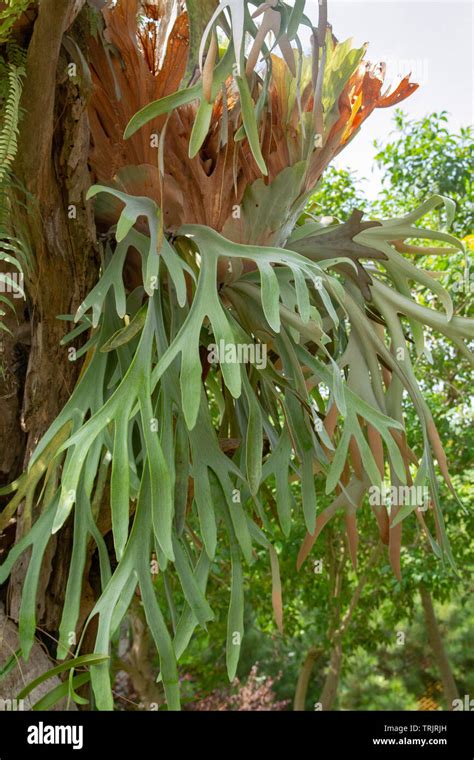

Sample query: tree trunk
[0,603,77,710]
[294,647,321,711]
[318,641,343,711]
[316,544,381,711]
[116,600,165,710]
[3,0,100,645]
[419,585,459,709]
[0,262,28,486]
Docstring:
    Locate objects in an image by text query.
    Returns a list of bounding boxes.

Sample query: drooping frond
[0,0,471,713]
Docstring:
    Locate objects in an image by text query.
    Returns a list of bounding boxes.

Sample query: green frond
[0,62,25,185]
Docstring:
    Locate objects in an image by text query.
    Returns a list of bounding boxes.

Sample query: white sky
[305,0,474,198]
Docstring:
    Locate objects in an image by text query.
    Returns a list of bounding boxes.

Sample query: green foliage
[373,110,473,237]
[313,111,473,238]
[0,61,24,188]
[175,111,474,711]
[0,0,30,46]
[1,185,470,710]
[308,166,368,222]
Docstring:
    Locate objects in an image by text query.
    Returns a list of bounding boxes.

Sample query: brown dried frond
[88,1,189,174]
[87,1,418,237]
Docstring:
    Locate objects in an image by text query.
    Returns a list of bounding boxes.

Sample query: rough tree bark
[0,263,28,485]
[0,0,100,673]
[0,603,77,710]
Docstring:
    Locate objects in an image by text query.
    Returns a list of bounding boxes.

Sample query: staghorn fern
[0,0,472,711]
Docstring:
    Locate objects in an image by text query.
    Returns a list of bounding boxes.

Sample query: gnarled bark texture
[0,603,78,710]
[0,0,100,670]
